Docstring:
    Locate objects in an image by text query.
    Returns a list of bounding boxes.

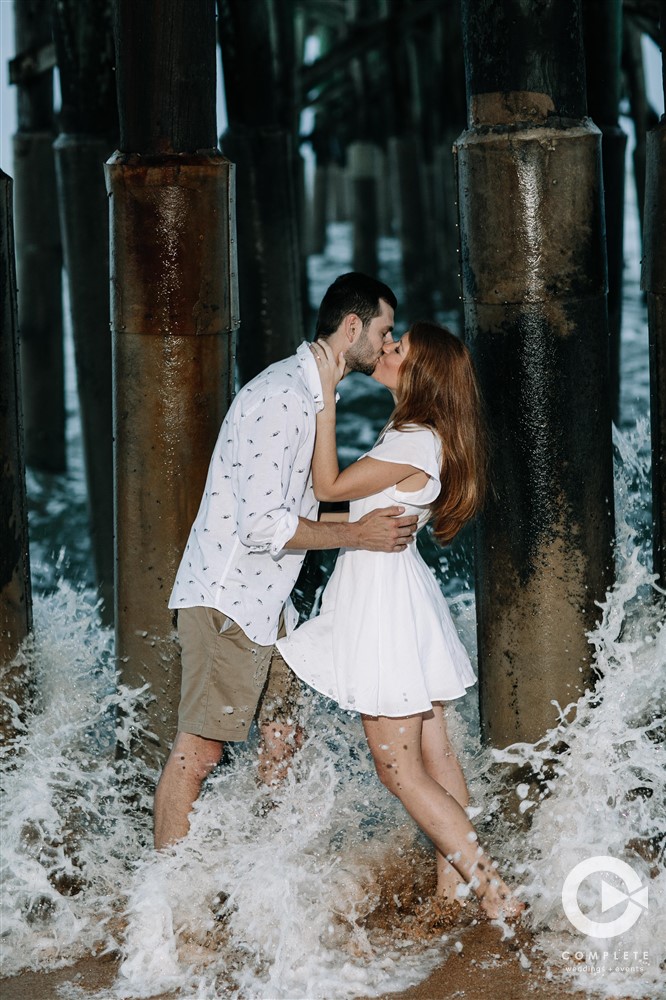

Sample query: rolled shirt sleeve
[232,390,307,557]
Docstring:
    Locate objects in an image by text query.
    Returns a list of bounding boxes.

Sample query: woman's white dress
[277,425,477,717]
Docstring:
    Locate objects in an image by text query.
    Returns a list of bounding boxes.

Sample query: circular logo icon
[562,856,649,938]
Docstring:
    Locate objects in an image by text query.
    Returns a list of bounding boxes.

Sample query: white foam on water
[115,704,448,999]
[484,421,665,997]
[0,580,153,976]
[1,422,663,999]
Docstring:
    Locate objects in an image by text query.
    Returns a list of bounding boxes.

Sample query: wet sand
[0,844,629,999]
[0,923,610,1000]
[372,921,601,1000]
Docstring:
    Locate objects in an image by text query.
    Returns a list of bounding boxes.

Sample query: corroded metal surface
[106,153,238,761]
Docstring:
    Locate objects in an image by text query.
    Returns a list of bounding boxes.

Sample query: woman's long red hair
[391,322,488,545]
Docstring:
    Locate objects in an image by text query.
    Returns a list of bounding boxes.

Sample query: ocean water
[1,186,664,999]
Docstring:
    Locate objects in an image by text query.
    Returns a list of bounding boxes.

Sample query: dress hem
[281,653,477,717]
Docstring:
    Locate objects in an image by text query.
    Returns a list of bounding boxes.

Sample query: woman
[277,322,523,921]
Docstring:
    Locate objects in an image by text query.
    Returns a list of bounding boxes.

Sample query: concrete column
[348,140,378,276]
[108,0,237,763]
[433,134,462,313]
[376,146,392,238]
[456,0,615,745]
[328,162,350,222]
[583,0,627,425]
[218,0,302,385]
[12,0,65,472]
[220,125,302,380]
[641,4,666,586]
[433,4,466,314]
[0,168,32,741]
[390,132,433,318]
[53,0,117,623]
[311,164,329,255]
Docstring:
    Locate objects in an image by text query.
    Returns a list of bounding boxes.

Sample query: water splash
[0,580,153,977]
[1,423,663,999]
[482,421,665,997]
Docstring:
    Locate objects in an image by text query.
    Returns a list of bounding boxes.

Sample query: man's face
[345,299,395,376]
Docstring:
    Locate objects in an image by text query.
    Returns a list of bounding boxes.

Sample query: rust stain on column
[106,152,237,761]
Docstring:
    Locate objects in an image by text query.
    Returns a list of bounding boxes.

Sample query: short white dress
[276,425,477,717]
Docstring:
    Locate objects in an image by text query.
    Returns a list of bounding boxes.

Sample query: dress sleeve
[362,426,442,505]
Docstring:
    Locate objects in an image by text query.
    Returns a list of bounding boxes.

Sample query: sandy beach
[1,920,614,1000]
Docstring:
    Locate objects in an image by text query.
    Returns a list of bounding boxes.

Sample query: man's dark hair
[315,272,397,339]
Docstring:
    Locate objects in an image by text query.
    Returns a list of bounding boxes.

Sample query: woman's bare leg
[362,712,523,919]
[421,705,470,901]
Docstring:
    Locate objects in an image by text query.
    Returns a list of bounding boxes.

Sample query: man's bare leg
[154,731,223,849]
[257,648,305,788]
[258,719,304,787]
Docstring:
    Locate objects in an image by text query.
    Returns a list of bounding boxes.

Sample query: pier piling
[583,0,627,425]
[0,168,32,741]
[11,0,65,472]
[52,0,117,623]
[218,0,302,385]
[107,0,237,763]
[642,4,666,587]
[456,0,615,745]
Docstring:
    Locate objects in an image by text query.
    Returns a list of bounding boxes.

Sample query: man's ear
[345,312,361,344]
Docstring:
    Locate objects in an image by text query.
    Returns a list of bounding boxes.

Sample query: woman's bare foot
[435,857,467,904]
[413,895,478,935]
[477,879,526,922]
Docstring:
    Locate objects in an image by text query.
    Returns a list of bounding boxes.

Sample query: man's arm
[284,507,418,552]
[232,389,417,556]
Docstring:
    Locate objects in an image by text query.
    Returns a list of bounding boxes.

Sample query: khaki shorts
[176,606,302,742]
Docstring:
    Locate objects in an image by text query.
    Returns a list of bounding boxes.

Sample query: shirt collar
[297,341,326,413]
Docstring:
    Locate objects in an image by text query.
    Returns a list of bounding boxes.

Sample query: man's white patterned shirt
[169,342,324,644]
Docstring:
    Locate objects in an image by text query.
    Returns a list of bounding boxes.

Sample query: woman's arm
[312,341,424,503]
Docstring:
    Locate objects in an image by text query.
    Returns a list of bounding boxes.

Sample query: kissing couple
[155,271,524,922]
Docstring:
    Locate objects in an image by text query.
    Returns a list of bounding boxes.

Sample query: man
[154,272,417,848]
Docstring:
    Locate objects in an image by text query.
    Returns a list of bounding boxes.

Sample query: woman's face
[371,332,410,391]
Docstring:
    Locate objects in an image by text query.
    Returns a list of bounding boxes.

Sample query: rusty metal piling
[456,0,615,746]
[1,168,32,741]
[107,0,237,763]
